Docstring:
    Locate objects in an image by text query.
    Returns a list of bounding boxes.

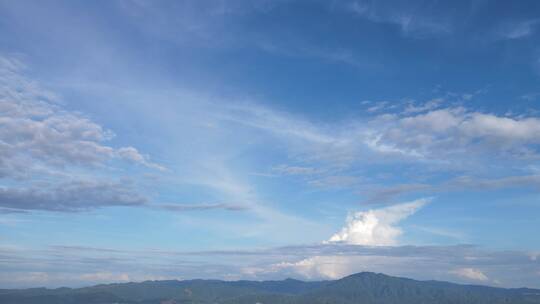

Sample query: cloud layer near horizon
[1,242,538,288]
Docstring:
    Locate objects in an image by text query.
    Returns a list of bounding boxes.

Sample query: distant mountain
[1,272,539,304]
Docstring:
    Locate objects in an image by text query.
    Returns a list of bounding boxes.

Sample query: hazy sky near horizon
[1,0,540,289]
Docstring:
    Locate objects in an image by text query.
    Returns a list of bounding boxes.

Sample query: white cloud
[225,100,540,172]
[273,256,357,279]
[327,198,430,246]
[374,108,540,160]
[0,54,165,178]
[451,268,489,282]
[116,147,166,171]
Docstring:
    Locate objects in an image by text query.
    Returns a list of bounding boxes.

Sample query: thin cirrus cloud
[345,0,455,37]
[495,19,539,40]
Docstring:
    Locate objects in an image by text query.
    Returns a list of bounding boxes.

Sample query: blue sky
[1,0,540,288]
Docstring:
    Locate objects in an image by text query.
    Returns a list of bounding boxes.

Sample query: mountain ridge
[1,272,539,304]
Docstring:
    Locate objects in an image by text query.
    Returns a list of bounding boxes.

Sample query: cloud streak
[155,203,249,212]
[363,174,540,204]
[0,181,147,212]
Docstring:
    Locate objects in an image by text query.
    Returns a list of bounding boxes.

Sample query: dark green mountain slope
[1,272,539,304]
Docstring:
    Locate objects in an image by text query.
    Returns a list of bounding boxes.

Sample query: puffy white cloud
[450,268,489,282]
[327,199,429,246]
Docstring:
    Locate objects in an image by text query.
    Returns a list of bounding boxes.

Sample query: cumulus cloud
[0,55,164,178]
[0,54,174,213]
[372,107,540,160]
[327,199,429,246]
[451,268,489,282]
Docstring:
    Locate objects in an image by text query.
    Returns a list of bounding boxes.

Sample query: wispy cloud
[346,0,454,38]
[495,19,539,40]
[155,203,249,212]
[272,165,322,176]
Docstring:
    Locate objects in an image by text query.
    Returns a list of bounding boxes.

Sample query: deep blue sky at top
[2,0,540,119]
